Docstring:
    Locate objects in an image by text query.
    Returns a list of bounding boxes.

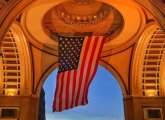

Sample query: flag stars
[58,36,84,72]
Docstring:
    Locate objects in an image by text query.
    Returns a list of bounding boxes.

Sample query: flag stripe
[65,70,71,109]
[53,73,60,111]
[81,36,99,105]
[54,73,62,111]
[68,70,74,108]
[82,36,103,104]
[59,72,65,111]
[71,70,77,108]
[78,36,99,105]
[61,71,68,111]
[72,37,90,107]
[75,36,92,106]
[53,36,105,112]
[84,36,105,102]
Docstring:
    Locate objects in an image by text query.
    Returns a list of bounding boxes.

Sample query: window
[0,107,19,120]
[143,107,163,120]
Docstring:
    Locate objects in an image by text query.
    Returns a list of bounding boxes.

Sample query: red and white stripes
[53,36,105,112]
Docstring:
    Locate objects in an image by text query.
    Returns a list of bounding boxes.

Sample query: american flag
[53,35,105,112]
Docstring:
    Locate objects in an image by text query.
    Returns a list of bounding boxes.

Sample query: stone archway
[0,0,165,120]
[41,65,125,120]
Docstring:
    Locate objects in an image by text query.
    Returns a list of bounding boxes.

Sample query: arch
[0,0,164,99]
[10,23,32,95]
[99,60,127,97]
[23,0,145,54]
[132,23,165,97]
[1,0,165,48]
[35,60,127,99]
[0,23,31,96]
[0,1,165,120]
[35,62,58,96]
[134,0,165,31]
[43,65,125,120]
[0,0,32,40]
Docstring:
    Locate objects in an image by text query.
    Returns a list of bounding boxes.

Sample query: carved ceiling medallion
[43,1,124,40]
[53,1,111,26]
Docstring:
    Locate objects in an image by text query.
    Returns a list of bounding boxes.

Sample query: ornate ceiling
[23,0,145,54]
[43,0,123,39]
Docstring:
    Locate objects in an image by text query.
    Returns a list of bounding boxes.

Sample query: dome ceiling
[43,0,124,39]
[24,0,145,53]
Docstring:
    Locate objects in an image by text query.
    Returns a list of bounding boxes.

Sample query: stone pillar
[0,96,39,120]
[124,96,165,120]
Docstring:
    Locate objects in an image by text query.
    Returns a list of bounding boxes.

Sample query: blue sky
[43,65,125,120]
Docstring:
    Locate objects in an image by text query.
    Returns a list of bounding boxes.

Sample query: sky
[43,65,125,120]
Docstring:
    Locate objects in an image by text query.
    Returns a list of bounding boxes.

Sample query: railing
[142,27,165,96]
[0,30,21,96]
